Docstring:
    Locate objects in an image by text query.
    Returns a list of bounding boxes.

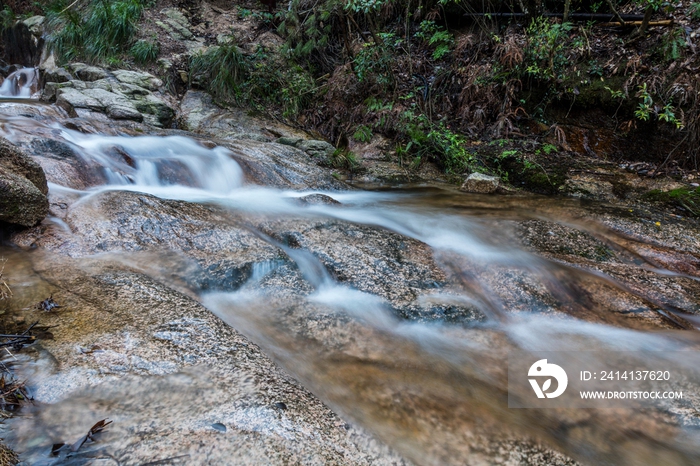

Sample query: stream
[1,68,700,465]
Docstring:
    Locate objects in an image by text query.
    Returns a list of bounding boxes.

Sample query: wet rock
[0,138,48,226]
[3,255,409,465]
[460,173,500,194]
[296,194,341,206]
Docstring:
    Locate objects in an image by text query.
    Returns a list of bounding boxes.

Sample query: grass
[130,39,159,64]
[46,0,148,64]
[189,43,247,103]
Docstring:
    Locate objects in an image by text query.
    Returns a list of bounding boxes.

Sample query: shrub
[130,39,159,64]
[415,20,454,60]
[46,0,147,64]
[190,43,247,103]
[523,18,572,80]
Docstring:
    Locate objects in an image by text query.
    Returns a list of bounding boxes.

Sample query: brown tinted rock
[0,138,48,226]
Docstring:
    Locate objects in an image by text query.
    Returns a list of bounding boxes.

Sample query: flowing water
[1,69,700,465]
[0,68,38,99]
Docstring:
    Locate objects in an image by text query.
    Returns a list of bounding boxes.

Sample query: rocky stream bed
[1,14,700,464]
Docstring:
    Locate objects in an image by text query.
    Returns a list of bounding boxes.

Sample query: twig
[59,0,81,14]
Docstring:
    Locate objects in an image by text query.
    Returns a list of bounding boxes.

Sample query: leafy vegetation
[130,39,159,65]
[45,0,153,65]
[190,41,315,119]
[190,43,246,103]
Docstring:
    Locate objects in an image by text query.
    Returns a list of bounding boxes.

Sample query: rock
[157,8,195,41]
[42,67,72,84]
[42,81,78,101]
[1,19,44,66]
[0,138,48,226]
[1,252,411,465]
[55,87,105,115]
[179,90,306,141]
[74,66,107,82]
[22,15,45,36]
[81,88,143,122]
[298,140,336,164]
[275,137,336,166]
[132,93,175,126]
[112,70,163,91]
[295,194,341,206]
[460,172,500,194]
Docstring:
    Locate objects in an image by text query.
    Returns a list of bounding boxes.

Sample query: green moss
[643,187,700,216]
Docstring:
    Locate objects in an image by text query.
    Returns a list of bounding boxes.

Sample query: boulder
[157,8,195,41]
[460,172,500,194]
[113,70,163,91]
[132,93,175,126]
[55,87,105,115]
[74,65,107,82]
[42,67,72,84]
[276,137,336,166]
[22,15,45,36]
[0,138,48,226]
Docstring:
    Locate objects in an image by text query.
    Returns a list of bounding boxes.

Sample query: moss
[643,187,700,216]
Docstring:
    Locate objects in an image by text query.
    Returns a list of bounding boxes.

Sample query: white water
[0,68,38,98]
[2,102,700,464]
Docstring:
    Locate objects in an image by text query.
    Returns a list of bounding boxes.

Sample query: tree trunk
[635,6,654,37]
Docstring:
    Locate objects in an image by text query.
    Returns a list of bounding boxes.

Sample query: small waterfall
[0,68,38,98]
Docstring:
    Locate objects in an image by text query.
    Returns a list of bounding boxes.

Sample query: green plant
[634,84,683,129]
[659,27,687,61]
[353,125,373,142]
[605,86,625,100]
[0,5,15,31]
[523,18,573,80]
[415,20,454,60]
[634,83,654,121]
[190,43,247,103]
[130,38,159,64]
[330,148,360,170]
[46,0,147,64]
[588,60,603,78]
[644,187,700,216]
[397,110,476,174]
[690,3,700,19]
[278,0,335,59]
[541,143,558,155]
[658,102,683,129]
[237,8,253,19]
[353,33,397,88]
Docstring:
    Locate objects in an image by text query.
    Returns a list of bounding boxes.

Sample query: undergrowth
[45,0,154,65]
[189,40,315,119]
